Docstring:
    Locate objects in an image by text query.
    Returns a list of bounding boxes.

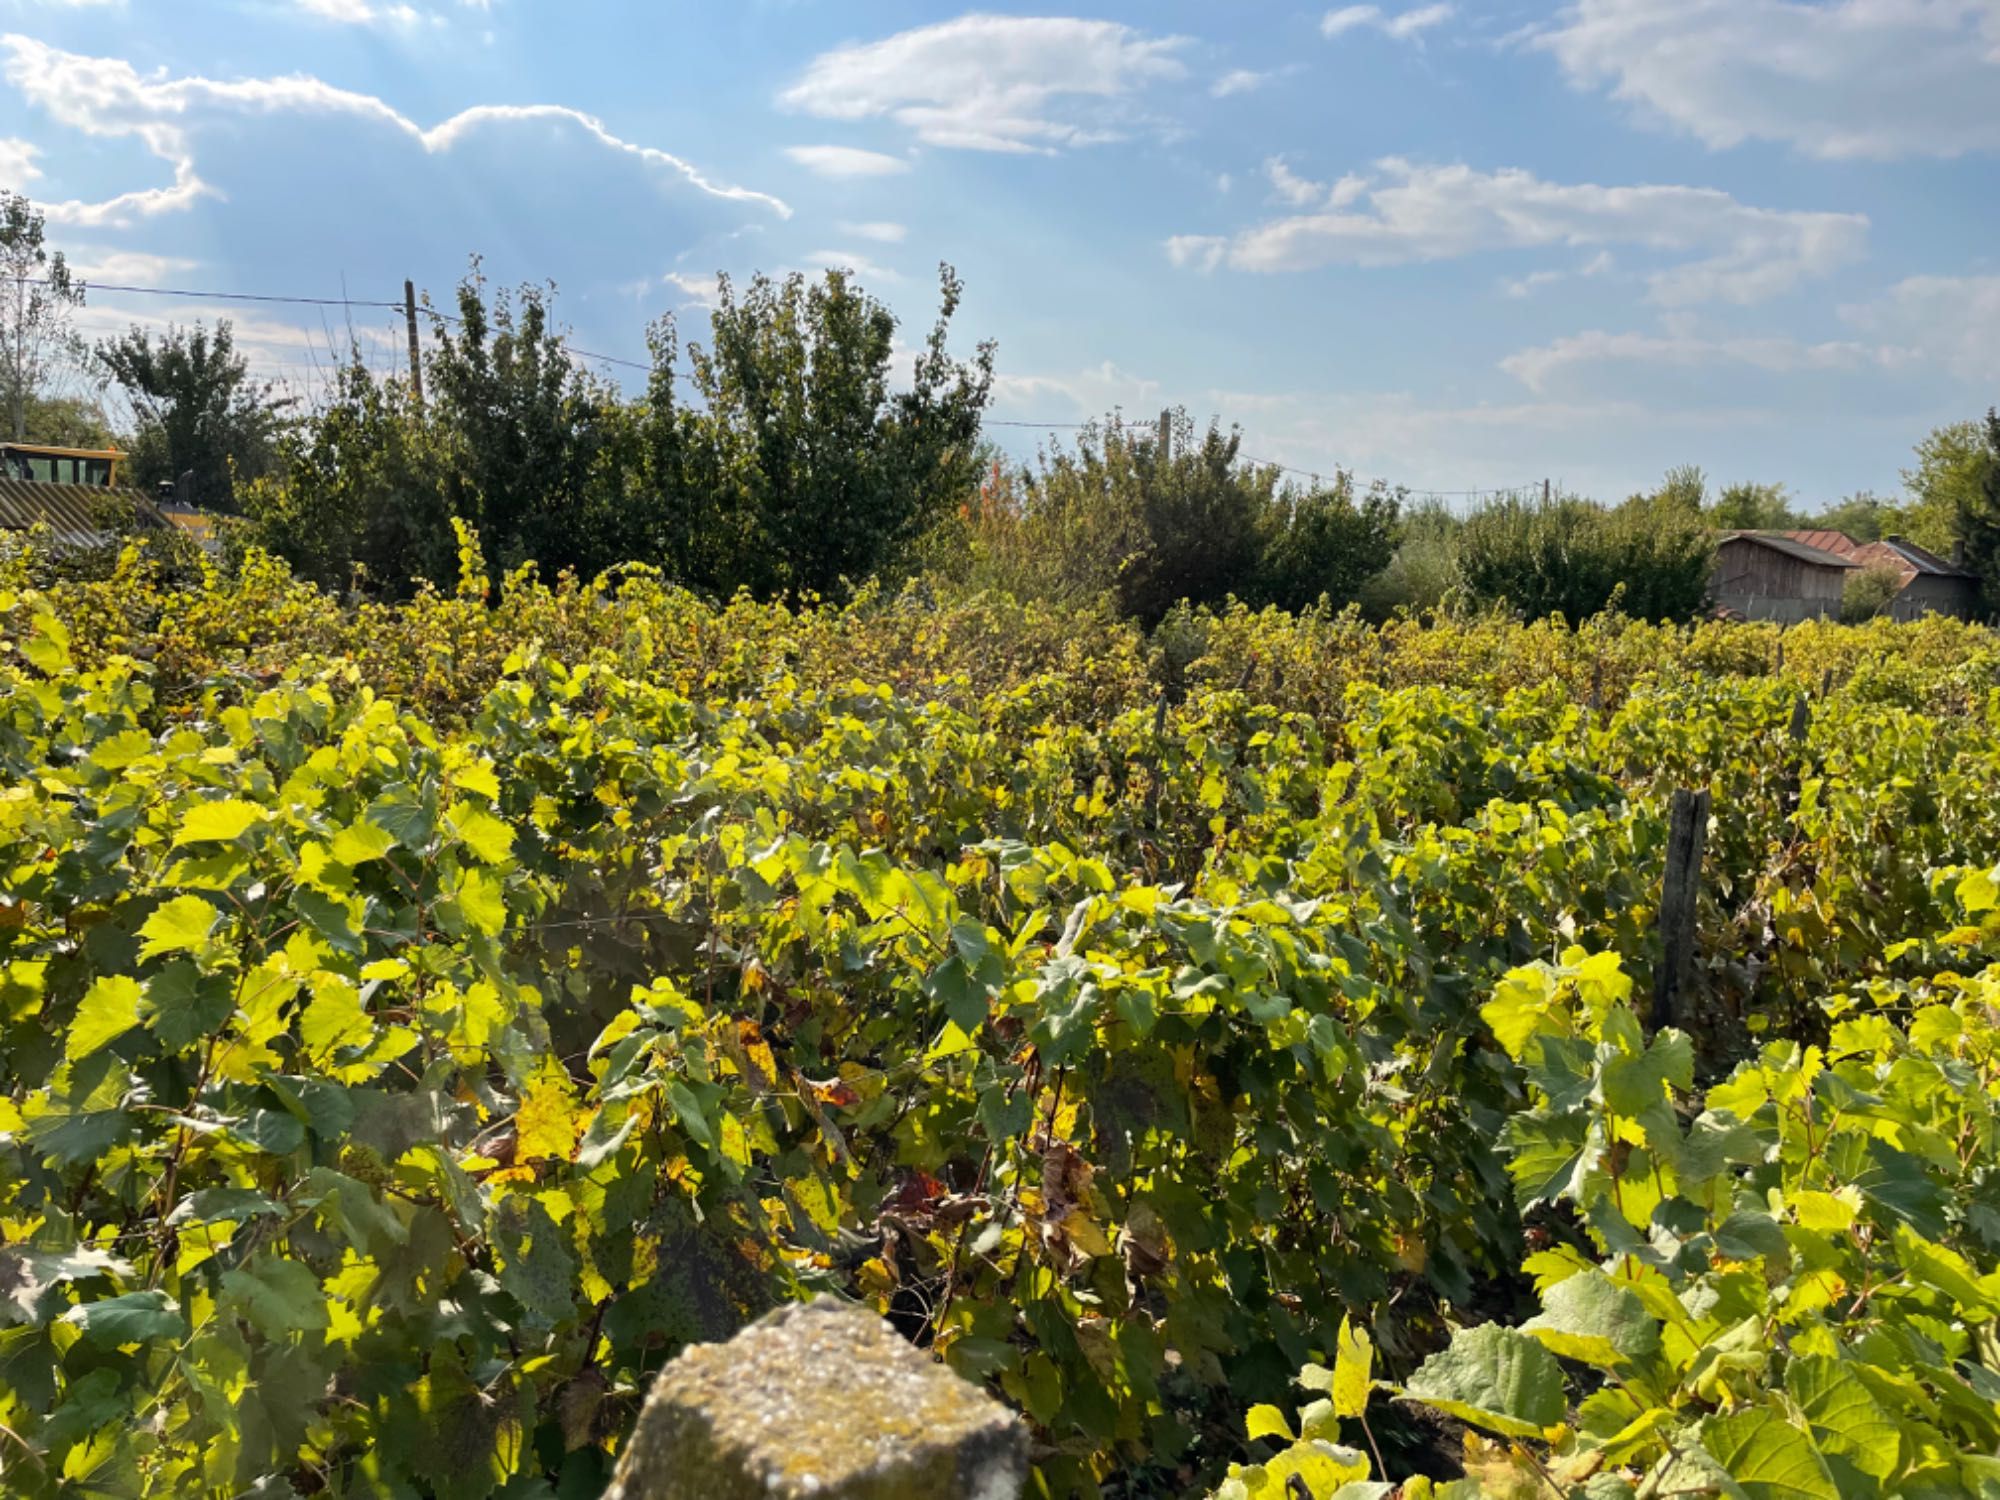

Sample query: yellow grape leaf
[300,976,372,1061]
[448,804,516,865]
[174,799,269,846]
[1791,1188,1861,1234]
[330,819,397,867]
[1246,1404,1294,1443]
[516,1059,580,1164]
[1334,1314,1376,1418]
[68,975,144,1061]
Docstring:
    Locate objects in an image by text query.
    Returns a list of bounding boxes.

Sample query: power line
[25,275,657,376]
[30,277,1539,502]
[985,419,1537,504]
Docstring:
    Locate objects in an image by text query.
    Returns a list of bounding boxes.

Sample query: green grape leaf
[1404,1324,1566,1438]
[1701,1406,1839,1500]
[1785,1356,1900,1482]
[1521,1271,1660,1368]
[63,1290,187,1346]
[222,1259,331,1340]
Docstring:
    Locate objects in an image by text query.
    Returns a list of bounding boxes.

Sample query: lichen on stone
[605,1296,1027,1500]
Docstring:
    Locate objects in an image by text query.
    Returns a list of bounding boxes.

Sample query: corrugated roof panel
[1879,536,1974,578]
[0,479,169,546]
[1720,531,1861,568]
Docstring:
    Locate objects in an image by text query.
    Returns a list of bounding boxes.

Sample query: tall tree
[1957,409,2000,617]
[1903,418,1994,554]
[1815,491,1895,542]
[97,321,285,508]
[1706,481,1800,532]
[424,271,645,578]
[656,264,994,597]
[242,356,452,595]
[0,193,88,442]
[19,394,117,450]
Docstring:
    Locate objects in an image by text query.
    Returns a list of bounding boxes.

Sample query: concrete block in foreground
[604,1296,1028,1500]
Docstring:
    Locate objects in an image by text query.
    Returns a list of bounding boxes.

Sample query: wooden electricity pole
[404,280,425,410]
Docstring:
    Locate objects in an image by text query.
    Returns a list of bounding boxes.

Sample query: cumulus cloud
[1501,329,1879,393]
[1840,274,2000,382]
[66,248,200,285]
[0,136,40,185]
[0,33,789,228]
[1503,249,1614,298]
[799,248,902,284]
[991,361,1163,420]
[1168,158,1867,305]
[1211,68,1273,97]
[837,221,907,243]
[1321,4,1454,40]
[780,15,1188,153]
[661,271,722,310]
[1538,0,2000,159]
[1496,273,2000,397]
[784,145,911,179]
[1260,158,1371,210]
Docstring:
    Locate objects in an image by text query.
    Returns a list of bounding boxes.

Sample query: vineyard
[4,532,2000,1498]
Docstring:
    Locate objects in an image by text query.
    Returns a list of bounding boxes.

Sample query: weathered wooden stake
[1651,788,1710,1031]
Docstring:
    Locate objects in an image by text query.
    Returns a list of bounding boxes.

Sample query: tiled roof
[1779,530,1977,583]
[1720,531,1860,568]
[0,479,170,546]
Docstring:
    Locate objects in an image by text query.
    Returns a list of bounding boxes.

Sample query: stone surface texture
[603,1296,1027,1500]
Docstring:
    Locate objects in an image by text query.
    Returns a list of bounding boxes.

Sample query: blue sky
[2,1,1997,505]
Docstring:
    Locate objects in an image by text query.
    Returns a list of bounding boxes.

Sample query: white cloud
[1211,68,1272,98]
[1165,235,1227,272]
[1170,158,1867,304]
[1840,274,2000,383]
[991,360,1163,419]
[1538,0,2000,160]
[837,220,907,243]
[295,0,434,25]
[1493,272,2000,397]
[0,136,40,185]
[661,271,721,310]
[298,0,379,20]
[784,144,911,179]
[1322,4,1454,40]
[780,15,1188,153]
[1501,329,1879,393]
[800,248,902,284]
[67,248,199,285]
[0,34,789,227]
[1264,156,1325,207]
[1503,248,1613,297]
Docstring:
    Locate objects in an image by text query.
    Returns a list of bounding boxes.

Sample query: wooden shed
[1781,530,1981,620]
[1711,532,1857,623]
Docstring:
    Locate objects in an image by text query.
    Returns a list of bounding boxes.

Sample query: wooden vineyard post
[1651,788,1710,1031]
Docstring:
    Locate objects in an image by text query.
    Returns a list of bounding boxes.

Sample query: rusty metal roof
[1719,531,1861,568]
[1877,535,1974,578]
[0,479,170,547]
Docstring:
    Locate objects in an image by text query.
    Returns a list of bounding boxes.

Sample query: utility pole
[1157,407,1174,464]
[1543,477,1552,506]
[404,280,425,410]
